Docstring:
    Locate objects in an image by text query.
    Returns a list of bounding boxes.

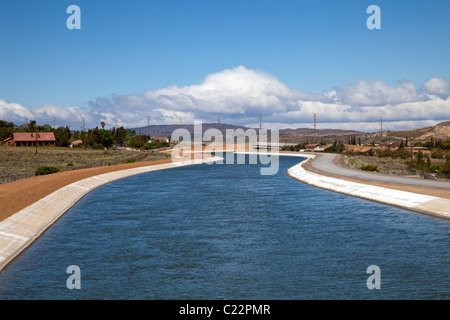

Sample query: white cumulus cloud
[1,67,450,132]
[0,99,34,123]
[424,78,450,97]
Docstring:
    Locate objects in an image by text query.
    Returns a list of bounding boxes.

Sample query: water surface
[0,155,448,299]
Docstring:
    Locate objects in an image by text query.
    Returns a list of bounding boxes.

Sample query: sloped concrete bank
[285,153,450,220]
[0,157,217,272]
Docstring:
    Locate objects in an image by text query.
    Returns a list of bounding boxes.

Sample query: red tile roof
[13,132,56,142]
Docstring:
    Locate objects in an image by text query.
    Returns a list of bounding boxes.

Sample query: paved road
[307,153,450,189]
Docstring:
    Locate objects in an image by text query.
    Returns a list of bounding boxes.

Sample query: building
[4,132,56,147]
[305,143,326,152]
[70,140,83,148]
[152,136,171,143]
[1,137,14,146]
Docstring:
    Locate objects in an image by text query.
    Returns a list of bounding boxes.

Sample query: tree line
[0,120,170,150]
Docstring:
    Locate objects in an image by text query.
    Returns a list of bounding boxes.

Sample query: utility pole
[259,113,262,130]
[346,135,349,155]
[410,136,413,158]
[35,127,38,155]
[314,113,317,144]
[179,118,182,142]
[379,117,383,149]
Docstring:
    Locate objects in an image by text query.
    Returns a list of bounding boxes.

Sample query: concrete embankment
[285,153,450,220]
[0,157,217,272]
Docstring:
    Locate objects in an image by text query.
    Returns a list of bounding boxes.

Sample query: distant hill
[132,123,252,138]
[130,120,450,144]
[386,120,450,142]
[417,121,450,140]
[279,127,364,137]
[131,122,365,143]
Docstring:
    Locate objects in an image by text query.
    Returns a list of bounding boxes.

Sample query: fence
[0,174,34,185]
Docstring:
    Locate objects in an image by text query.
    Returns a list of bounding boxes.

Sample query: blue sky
[0,0,449,131]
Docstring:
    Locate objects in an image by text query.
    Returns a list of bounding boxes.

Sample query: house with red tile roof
[4,132,56,147]
[1,137,14,146]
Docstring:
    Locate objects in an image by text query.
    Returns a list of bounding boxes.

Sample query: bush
[431,149,445,159]
[360,164,379,172]
[92,143,104,150]
[35,165,60,176]
[429,164,442,172]
[442,158,450,175]
[125,158,137,163]
[143,140,170,150]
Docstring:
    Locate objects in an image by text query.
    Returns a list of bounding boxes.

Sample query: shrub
[126,158,137,163]
[442,158,450,175]
[429,164,442,172]
[360,164,379,172]
[35,165,60,176]
[92,143,104,150]
[431,149,445,159]
[143,140,170,150]
[67,162,73,167]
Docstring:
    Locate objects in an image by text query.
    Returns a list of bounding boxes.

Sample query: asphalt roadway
[307,152,450,190]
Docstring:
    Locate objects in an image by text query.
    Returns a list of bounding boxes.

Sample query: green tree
[112,126,127,145]
[27,120,37,132]
[0,120,14,140]
[99,129,113,148]
[128,134,149,148]
[71,130,81,141]
[40,124,53,132]
[54,126,72,147]
[85,127,100,147]
[325,140,345,153]
[414,150,428,171]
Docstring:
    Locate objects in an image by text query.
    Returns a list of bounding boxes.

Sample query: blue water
[0,155,449,299]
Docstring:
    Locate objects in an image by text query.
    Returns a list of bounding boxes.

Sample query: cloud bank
[1,66,449,132]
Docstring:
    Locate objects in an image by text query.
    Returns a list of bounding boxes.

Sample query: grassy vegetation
[345,154,449,179]
[359,164,380,172]
[0,146,171,184]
